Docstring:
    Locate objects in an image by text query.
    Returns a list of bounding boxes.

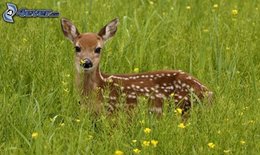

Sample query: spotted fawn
[61,17,213,115]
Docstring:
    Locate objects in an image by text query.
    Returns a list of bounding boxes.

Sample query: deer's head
[61,18,119,73]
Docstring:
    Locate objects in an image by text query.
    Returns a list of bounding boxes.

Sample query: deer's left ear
[98,18,119,41]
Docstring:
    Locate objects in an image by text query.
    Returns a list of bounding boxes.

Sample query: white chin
[83,68,94,72]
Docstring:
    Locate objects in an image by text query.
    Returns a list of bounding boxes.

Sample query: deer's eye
[95,47,102,54]
[75,46,81,52]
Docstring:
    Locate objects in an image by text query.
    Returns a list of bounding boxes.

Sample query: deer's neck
[80,66,104,95]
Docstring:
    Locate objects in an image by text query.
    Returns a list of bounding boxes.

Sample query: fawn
[61,17,213,115]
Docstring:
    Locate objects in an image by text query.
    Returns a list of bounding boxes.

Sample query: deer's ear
[98,18,119,41]
[61,18,80,43]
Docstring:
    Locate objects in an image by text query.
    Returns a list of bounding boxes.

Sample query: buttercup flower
[224,149,231,153]
[232,9,238,15]
[208,142,215,149]
[151,140,158,147]
[134,68,139,73]
[176,108,182,114]
[240,140,246,145]
[32,132,39,139]
[133,148,141,154]
[142,140,150,147]
[144,128,151,134]
[114,150,124,155]
[178,123,186,129]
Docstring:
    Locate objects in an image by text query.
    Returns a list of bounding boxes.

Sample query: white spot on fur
[113,83,119,87]
[144,87,150,92]
[110,96,117,100]
[186,76,192,80]
[150,107,162,114]
[156,93,164,98]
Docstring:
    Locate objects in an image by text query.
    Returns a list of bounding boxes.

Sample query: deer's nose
[80,58,93,69]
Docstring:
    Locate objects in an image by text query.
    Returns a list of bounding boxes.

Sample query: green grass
[0,0,259,154]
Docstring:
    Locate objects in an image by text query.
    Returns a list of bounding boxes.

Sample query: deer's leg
[148,98,163,116]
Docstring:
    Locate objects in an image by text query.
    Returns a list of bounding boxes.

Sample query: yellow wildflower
[22,38,27,42]
[213,4,218,8]
[139,120,145,125]
[62,81,67,85]
[232,9,238,16]
[240,140,246,145]
[132,139,137,143]
[114,150,124,155]
[224,149,231,153]
[142,140,150,147]
[170,93,175,97]
[178,123,186,129]
[203,29,209,33]
[88,135,93,140]
[75,119,80,123]
[134,68,139,73]
[151,140,158,147]
[144,128,151,134]
[248,120,255,124]
[186,6,191,10]
[133,148,141,154]
[208,142,215,149]
[80,59,85,65]
[32,132,39,139]
[149,1,154,5]
[176,108,182,114]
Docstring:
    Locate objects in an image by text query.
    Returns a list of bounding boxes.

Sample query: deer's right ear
[61,18,80,43]
[98,18,119,42]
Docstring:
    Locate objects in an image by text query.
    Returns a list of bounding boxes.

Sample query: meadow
[0,0,259,154]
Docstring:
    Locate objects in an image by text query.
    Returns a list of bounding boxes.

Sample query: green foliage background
[0,0,259,154]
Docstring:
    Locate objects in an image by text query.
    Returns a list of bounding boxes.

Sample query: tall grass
[0,0,259,154]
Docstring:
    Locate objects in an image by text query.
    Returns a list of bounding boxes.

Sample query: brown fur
[61,18,213,116]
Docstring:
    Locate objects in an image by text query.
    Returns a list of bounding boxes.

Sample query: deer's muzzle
[80,58,93,69]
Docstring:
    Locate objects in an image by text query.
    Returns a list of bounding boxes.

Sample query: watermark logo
[2,2,59,23]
